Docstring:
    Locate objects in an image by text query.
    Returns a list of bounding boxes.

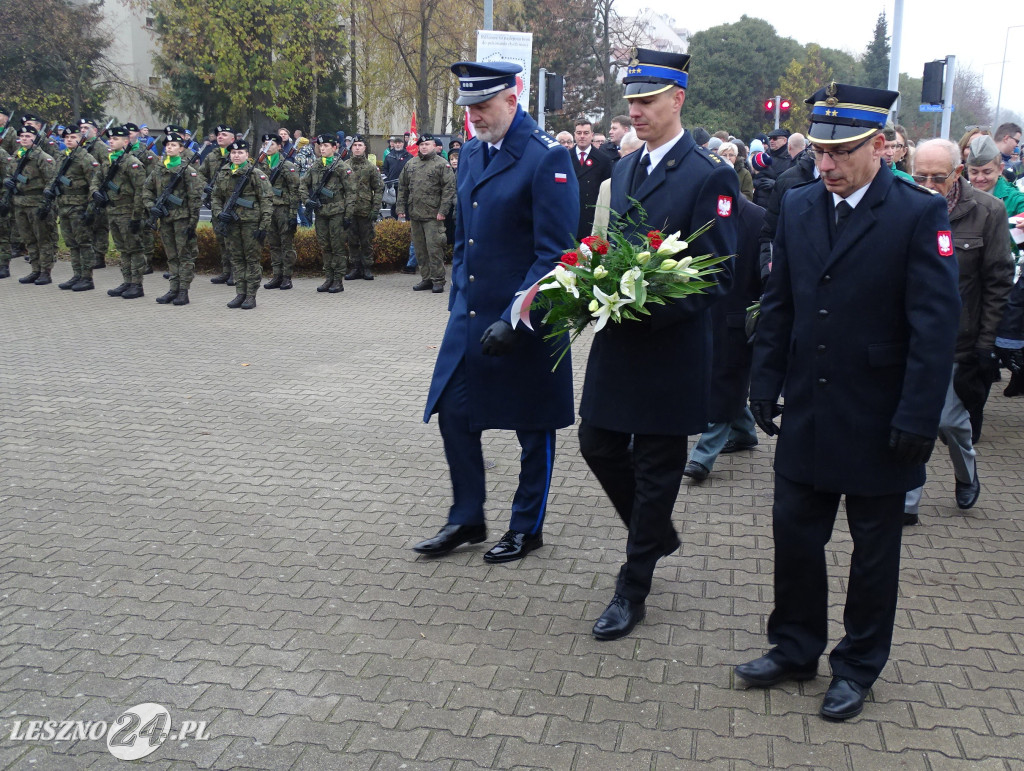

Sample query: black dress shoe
[734,654,817,687]
[820,678,866,721]
[412,279,433,291]
[903,511,919,526]
[955,472,980,509]
[1005,372,1024,397]
[412,523,487,556]
[683,460,709,481]
[721,438,758,454]
[483,530,542,564]
[592,594,645,641]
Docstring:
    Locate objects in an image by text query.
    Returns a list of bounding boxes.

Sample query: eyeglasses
[911,168,957,185]
[894,143,906,149]
[809,134,876,163]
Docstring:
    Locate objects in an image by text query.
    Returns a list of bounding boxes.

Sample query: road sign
[919,104,955,112]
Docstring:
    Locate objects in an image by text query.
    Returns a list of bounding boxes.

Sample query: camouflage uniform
[300,155,351,289]
[344,154,384,277]
[9,143,57,280]
[130,141,159,271]
[211,161,273,301]
[200,145,234,278]
[143,156,201,298]
[54,145,102,284]
[90,149,147,292]
[397,152,455,287]
[257,152,300,282]
[83,134,111,268]
[0,148,11,276]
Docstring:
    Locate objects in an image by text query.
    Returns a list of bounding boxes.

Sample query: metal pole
[941,55,956,140]
[483,0,492,30]
[888,0,904,120]
[993,27,1020,128]
[774,94,780,130]
[538,68,547,132]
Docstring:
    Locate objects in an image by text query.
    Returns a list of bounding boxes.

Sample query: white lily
[658,259,678,271]
[619,266,647,299]
[656,231,687,255]
[579,242,593,260]
[542,264,579,298]
[636,251,652,266]
[593,265,609,279]
[591,285,631,332]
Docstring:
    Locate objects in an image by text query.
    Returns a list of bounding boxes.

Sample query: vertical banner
[475,30,533,111]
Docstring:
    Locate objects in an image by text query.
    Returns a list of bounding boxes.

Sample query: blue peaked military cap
[622,47,690,98]
[805,82,899,145]
[451,61,522,106]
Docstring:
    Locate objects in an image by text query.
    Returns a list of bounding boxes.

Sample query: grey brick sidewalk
[0,259,1022,770]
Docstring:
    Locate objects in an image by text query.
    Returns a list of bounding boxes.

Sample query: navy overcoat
[424,108,580,430]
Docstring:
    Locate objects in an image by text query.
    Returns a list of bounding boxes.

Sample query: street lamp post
[994,25,1024,128]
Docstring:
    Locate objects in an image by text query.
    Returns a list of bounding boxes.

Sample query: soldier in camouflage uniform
[158,124,200,281]
[79,117,110,269]
[343,135,384,281]
[52,126,102,291]
[0,146,12,278]
[256,134,299,290]
[300,135,350,293]
[7,126,57,284]
[0,108,14,155]
[200,124,239,285]
[125,123,159,274]
[143,132,201,306]
[91,125,148,299]
[397,133,455,293]
[211,139,273,309]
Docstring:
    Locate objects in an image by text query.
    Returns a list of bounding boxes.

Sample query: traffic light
[544,72,564,112]
[764,98,775,120]
[922,60,945,104]
[780,98,791,119]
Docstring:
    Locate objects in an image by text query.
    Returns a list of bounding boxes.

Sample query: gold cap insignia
[824,81,838,106]
[628,48,639,67]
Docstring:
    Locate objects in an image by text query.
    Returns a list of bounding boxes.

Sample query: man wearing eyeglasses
[993,121,1022,180]
[736,83,960,721]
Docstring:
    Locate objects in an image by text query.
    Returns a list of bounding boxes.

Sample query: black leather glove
[976,348,1000,383]
[42,188,57,201]
[343,217,352,229]
[92,190,107,204]
[216,210,234,223]
[995,345,1023,374]
[3,178,16,192]
[129,219,142,234]
[288,220,298,234]
[187,222,198,239]
[254,228,267,244]
[305,198,321,211]
[35,206,49,220]
[750,399,783,437]
[150,205,167,219]
[480,320,517,356]
[888,428,935,465]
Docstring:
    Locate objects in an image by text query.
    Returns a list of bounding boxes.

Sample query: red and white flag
[408,111,419,156]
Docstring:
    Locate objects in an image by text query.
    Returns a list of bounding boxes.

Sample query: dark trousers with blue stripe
[578,422,687,602]
[437,363,555,535]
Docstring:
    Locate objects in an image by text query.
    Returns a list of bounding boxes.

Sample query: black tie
[631,153,651,194]
[484,145,498,168]
[835,200,853,235]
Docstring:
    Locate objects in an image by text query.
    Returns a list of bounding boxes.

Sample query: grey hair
[620,129,643,154]
[915,138,960,172]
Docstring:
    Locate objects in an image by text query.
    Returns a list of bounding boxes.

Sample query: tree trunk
[349,0,357,129]
[418,1,431,129]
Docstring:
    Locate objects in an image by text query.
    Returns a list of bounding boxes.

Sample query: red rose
[647,230,663,249]
[561,251,579,266]
[581,236,609,255]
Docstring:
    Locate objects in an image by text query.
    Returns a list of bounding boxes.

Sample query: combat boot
[143,266,154,275]
[328,279,344,293]
[162,271,170,279]
[279,277,293,290]
[72,277,94,291]
[0,265,11,278]
[225,273,235,286]
[211,271,230,284]
[317,276,333,292]
[93,257,106,269]
[264,274,283,289]
[412,279,433,291]
[172,289,189,305]
[155,290,176,304]
[19,271,41,284]
[362,266,374,280]
[107,282,129,296]
[240,295,256,310]
[226,294,245,309]
[59,274,82,290]
[344,266,363,281]
[121,283,144,299]
[33,271,52,285]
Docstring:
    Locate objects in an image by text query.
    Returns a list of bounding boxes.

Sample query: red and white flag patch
[554,172,567,184]
[937,230,953,257]
[717,195,732,217]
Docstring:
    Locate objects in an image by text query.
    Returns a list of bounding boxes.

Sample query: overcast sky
[621,0,1024,121]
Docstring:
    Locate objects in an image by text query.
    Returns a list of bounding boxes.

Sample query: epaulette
[531,129,561,150]
[694,146,722,166]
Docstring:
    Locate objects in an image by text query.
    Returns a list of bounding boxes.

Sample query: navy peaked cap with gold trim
[451,61,521,106]
[805,82,899,145]
[622,48,690,98]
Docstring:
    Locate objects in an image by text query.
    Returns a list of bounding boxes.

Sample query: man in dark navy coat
[571,119,613,239]
[577,48,738,641]
[413,61,579,564]
[735,83,961,721]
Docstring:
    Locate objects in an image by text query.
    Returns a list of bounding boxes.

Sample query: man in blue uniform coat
[577,47,738,641]
[735,83,961,721]
[413,61,579,563]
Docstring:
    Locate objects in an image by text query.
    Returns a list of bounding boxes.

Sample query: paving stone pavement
[0,258,1023,771]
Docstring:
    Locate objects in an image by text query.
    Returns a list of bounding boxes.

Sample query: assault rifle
[146,153,201,231]
[81,147,127,224]
[0,105,18,145]
[84,118,116,157]
[303,155,343,213]
[0,144,34,217]
[213,151,267,237]
[38,144,84,219]
[266,143,297,191]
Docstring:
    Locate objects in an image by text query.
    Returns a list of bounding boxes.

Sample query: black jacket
[758,150,817,278]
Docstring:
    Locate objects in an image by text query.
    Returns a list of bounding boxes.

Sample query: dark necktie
[835,200,853,235]
[631,152,651,194]
[579,150,586,164]
[484,145,498,168]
